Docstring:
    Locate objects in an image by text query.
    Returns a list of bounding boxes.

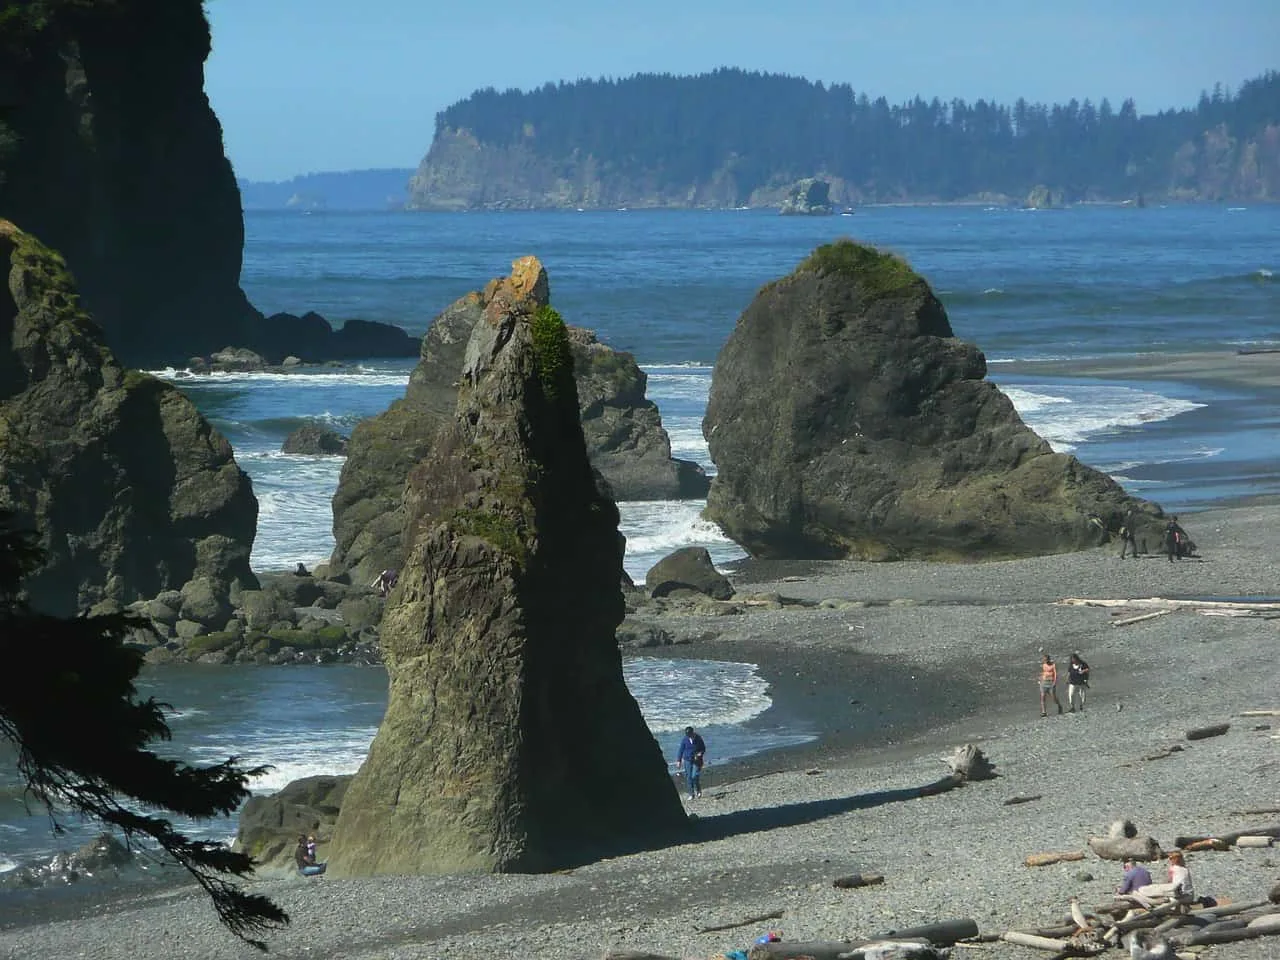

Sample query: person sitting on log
[1135,850,1193,905]
[1117,857,1153,894]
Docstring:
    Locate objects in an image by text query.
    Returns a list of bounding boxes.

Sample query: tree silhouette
[0,512,287,950]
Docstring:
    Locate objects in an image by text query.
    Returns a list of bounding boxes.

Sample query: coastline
[5,350,1280,959]
[6,500,1280,959]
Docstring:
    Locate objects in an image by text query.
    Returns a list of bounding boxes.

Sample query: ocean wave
[624,658,771,733]
[0,857,18,874]
[1002,383,1205,452]
[149,367,411,388]
[618,500,746,580]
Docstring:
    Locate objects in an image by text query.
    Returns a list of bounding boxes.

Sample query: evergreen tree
[0,512,287,950]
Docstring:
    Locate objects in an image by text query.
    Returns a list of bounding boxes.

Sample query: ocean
[2,204,1277,884]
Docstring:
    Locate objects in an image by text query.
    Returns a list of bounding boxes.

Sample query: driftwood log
[748,941,874,960]
[1235,835,1276,848]
[876,919,979,944]
[1112,610,1173,627]
[946,744,997,781]
[1087,835,1162,861]
[1001,932,1067,950]
[833,872,885,889]
[1186,723,1230,741]
[1004,794,1043,806]
[1026,852,1087,867]
[1240,710,1280,718]
[1174,824,1280,848]
[696,909,785,934]
[1181,838,1230,852]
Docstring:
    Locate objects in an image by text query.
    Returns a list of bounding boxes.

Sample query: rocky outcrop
[0,4,417,368]
[281,424,349,456]
[327,257,685,877]
[234,776,351,875]
[644,547,735,600]
[778,178,833,215]
[703,239,1165,561]
[570,328,709,500]
[0,221,258,615]
[330,274,705,587]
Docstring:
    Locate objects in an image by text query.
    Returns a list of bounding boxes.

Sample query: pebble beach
[4,499,1279,960]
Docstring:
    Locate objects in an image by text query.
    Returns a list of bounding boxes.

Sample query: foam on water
[999,382,1205,452]
[238,451,345,569]
[619,500,747,581]
[149,366,412,389]
[627,658,770,734]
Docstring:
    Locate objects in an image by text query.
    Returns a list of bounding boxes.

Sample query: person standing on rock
[1119,509,1139,559]
[1067,652,1090,713]
[1038,655,1063,717]
[675,726,706,800]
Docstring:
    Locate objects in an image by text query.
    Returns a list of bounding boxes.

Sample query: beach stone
[234,775,352,874]
[239,590,296,631]
[336,595,383,632]
[210,346,265,371]
[703,238,1165,560]
[616,622,673,648]
[0,222,259,616]
[645,547,735,600]
[173,619,207,640]
[143,599,180,624]
[327,258,686,878]
[281,423,349,455]
[179,576,233,628]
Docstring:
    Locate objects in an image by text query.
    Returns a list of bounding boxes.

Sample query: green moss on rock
[185,631,238,657]
[530,305,574,401]
[451,508,527,563]
[800,239,920,300]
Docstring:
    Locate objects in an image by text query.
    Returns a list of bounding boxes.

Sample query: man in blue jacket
[676,726,706,800]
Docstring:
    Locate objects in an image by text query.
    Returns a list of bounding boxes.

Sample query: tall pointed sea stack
[703,239,1164,560]
[327,258,685,876]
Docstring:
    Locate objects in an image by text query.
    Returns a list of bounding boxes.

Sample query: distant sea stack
[0,221,258,615]
[327,257,684,875]
[330,265,705,587]
[702,239,1165,560]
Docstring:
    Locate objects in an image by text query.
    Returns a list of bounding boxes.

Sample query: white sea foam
[619,500,746,581]
[149,367,411,388]
[0,857,17,874]
[625,658,771,734]
[1000,383,1204,452]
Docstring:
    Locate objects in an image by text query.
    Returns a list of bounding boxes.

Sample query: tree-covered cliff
[409,68,1280,210]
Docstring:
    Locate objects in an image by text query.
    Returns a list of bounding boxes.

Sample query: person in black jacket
[1067,652,1090,713]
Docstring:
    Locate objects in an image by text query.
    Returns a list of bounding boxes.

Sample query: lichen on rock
[326,257,685,877]
[703,238,1164,560]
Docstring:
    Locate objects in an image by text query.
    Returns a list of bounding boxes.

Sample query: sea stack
[703,239,1163,560]
[326,257,685,876]
[0,220,257,615]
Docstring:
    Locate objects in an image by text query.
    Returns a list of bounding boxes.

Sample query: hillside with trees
[408,68,1280,210]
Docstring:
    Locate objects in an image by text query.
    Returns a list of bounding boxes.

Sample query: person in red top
[1038,655,1063,717]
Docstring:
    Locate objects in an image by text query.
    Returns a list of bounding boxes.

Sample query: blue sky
[204,0,1279,182]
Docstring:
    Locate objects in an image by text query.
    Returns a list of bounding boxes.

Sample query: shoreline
[7,501,1280,958]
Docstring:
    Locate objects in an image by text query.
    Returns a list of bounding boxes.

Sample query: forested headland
[408,68,1280,210]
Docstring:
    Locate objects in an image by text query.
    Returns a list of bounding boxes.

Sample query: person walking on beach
[1119,508,1139,559]
[1067,652,1091,713]
[675,726,706,800]
[1038,655,1063,717]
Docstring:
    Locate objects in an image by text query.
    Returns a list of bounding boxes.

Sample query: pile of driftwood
[603,814,1280,960]
[1058,597,1280,626]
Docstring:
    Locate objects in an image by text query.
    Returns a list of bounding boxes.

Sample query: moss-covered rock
[0,221,258,615]
[704,239,1164,560]
[327,255,685,878]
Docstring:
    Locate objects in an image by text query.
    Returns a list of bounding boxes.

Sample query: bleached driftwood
[1025,851,1087,867]
[1239,710,1280,718]
[1112,610,1174,627]
[1087,835,1162,861]
[1061,598,1280,611]
[1235,835,1275,848]
[1000,932,1067,950]
[945,744,997,781]
[1175,824,1280,848]
[876,919,978,945]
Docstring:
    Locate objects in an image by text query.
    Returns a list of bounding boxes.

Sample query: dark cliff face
[0,219,258,615]
[703,240,1165,560]
[0,1,259,367]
